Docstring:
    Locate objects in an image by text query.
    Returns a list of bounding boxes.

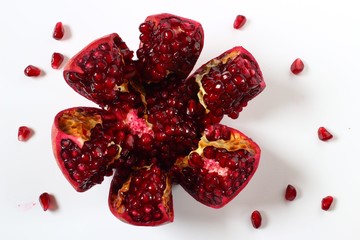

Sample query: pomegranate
[233,15,246,29]
[52,13,265,226]
[318,127,333,141]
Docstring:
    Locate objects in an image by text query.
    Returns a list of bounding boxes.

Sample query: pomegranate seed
[321,196,334,211]
[233,15,246,29]
[39,192,51,211]
[53,22,64,40]
[285,184,297,201]
[290,58,304,74]
[24,65,41,77]
[51,52,65,69]
[318,127,333,141]
[18,126,32,141]
[251,210,262,229]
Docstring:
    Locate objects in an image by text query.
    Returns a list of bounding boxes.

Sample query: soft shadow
[62,24,72,41]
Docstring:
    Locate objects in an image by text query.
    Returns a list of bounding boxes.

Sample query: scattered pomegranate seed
[318,127,333,141]
[18,126,32,141]
[285,184,297,201]
[53,22,64,40]
[251,210,262,229]
[290,58,304,74]
[24,65,41,77]
[51,52,65,69]
[39,192,51,211]
[321,196,334,211]
[233,15,247,29]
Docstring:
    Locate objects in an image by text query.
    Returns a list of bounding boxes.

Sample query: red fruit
[251,210,262,229]
[52,13,265,226]
[53,22,64,40]
[318,127,333,141]
[137,13,204,83]
[321,196,334,211]
[233,15,246,29]
[39,192,51,211]
[173,124,261,208]
[285,184,297,201]
[18,126,32,141]
[24,65,41,77]
[51,52,65,69]
[290,58,304,74]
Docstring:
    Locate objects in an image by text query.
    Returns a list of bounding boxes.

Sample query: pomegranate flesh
[52,13,265,226]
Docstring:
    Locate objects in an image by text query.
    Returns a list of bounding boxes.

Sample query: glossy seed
[321,196,334,211]
[290,58,304,74]
[39,192,51,211]
[51,52,65,69]
[285,184,297,201]
[233,15,247,29]
[251,210,262,228]
[53,22,64,40]
[18,126,32,141]
[318,127,333,141]
[24,65,41,77]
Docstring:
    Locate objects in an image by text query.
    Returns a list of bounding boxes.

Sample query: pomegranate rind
[173,124,261,208]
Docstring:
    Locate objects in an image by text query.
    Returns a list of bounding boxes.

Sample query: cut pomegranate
[233,15,246,29]
[285,184,297,201]
[24,65,41,77]
[321,196,334,211]
[51,52,65,69]
[53,22,64,40]
[290,58,304,74]
[251,210,262,228]
[39,192,51,211]
[137,13,204,83]
[52,13,265,226]
[18,126,32,141]
[318,127,333,141]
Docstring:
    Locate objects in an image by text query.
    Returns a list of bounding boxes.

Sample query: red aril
[51,52,65,69]
[285,184,297,201]
[251,210,262,228]
[318,127,333,141]
[18,126,32,141]
[39,192,51,211]
[53,22,64,40]
[321,196,334,211]
[233,15,246,29]
[24,65,41,77]
[290,58,304,74]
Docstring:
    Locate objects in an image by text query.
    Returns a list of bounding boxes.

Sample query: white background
[1,0,359,239]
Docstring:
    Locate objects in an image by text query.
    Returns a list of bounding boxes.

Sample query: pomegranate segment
[318,127,333,141]
[188,46,265,124]
[137,13,204,83]
[53,22,64,40]
[18,126,32,141]
[109,164,174,226]
[52,107,121,192]
[24,65,41,77]
[63,33,139,109]
[173,124,261,208]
